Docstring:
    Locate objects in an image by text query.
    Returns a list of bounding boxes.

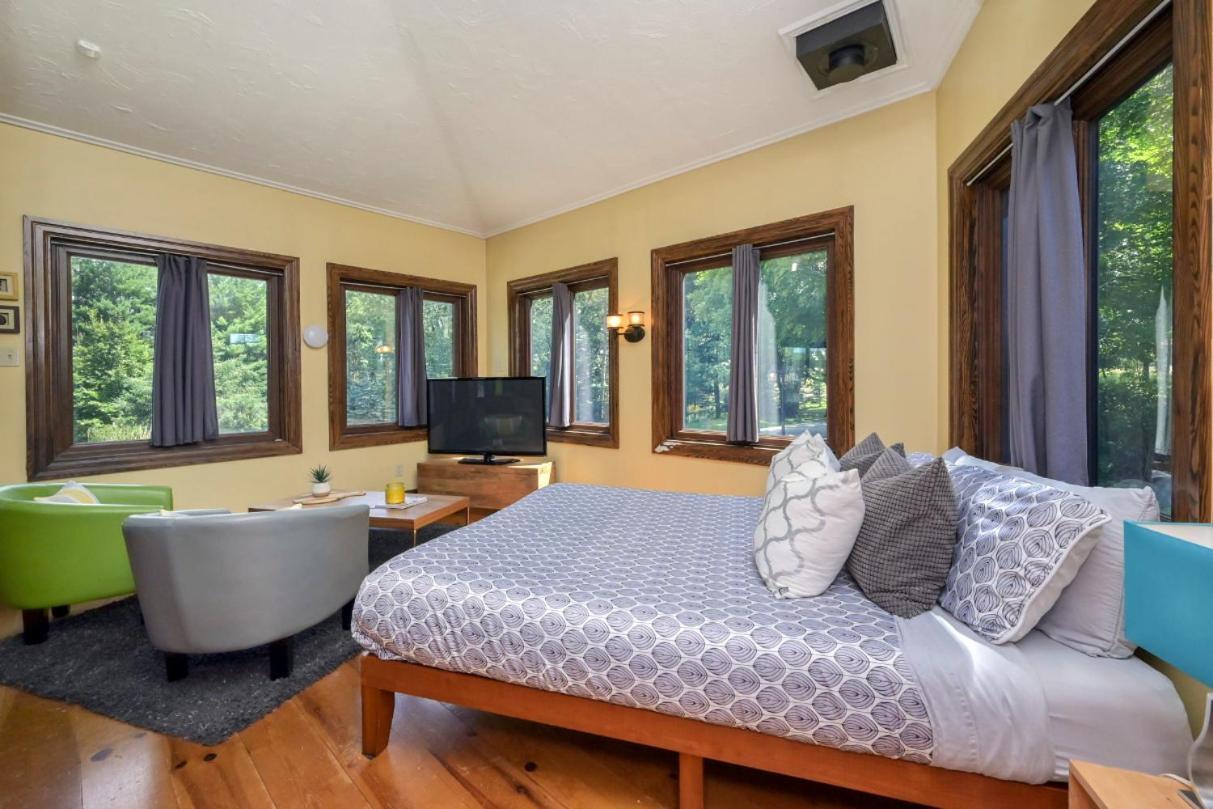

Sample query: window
[326,263,476,450]
[949,4,1211,520]
[507,258,619,448]
[651,209,854,464]
[1092,64,1174,511]
[25,218,301,479]
[344,288,398,426]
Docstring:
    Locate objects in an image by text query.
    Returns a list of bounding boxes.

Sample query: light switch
[0,347,18,367]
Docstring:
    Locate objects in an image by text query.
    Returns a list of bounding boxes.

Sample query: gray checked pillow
[839,432,905,477]
[939,473,1110,644]
[863,447,913,482]
[754,464,865,598]
[765,432,839,496]
[846,457,957,618]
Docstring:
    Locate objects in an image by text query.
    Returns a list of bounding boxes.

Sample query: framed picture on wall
[0,306,19,334]
[0,272,17,301]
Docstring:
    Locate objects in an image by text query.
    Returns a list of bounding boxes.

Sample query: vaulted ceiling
[0,0,980,236]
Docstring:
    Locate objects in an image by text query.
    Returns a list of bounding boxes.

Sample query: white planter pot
[311,482,332,497]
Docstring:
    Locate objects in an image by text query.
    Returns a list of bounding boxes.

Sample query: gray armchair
[122,505,370,682]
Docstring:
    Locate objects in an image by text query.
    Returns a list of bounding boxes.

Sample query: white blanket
[899,607,1056,783]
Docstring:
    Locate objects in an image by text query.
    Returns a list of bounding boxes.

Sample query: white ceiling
[0,0,980,237]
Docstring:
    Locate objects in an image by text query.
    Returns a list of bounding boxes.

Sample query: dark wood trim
[650,208,855,464]
[23,216,302,481]
[506,258,620,449]
[948,0,1210,521]
[360,655,1067,809]
[326,263,478,451]
[1172,0,1213,521]
[948,0,1166,187]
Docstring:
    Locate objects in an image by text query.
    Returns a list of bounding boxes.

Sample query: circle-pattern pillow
[939,474,1109,644]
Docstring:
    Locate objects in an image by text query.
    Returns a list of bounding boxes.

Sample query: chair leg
[340,599,354,631]
[22,609,49,645]
[165,653,189,682]
[269,637,293,680]
[51,604,70,619]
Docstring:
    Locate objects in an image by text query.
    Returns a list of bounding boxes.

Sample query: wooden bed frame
[360,654,1067,809]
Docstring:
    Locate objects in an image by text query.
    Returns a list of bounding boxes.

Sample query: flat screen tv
[427,377,547,465]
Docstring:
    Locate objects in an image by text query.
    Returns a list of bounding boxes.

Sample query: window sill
[547,423,618,449]
[29,434,303,481]
[330,424,427,451]
[652,435,782,466]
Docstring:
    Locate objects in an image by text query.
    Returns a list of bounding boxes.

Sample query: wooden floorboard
[0,657,928,809]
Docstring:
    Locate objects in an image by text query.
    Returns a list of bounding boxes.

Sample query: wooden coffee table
[248,491,471,546]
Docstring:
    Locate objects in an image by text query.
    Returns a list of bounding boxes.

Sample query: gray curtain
[1006,98,1089,484]
[727,243,759,443]
[151,255,218,447]
[397,287,427,427]
[547,282,574,428]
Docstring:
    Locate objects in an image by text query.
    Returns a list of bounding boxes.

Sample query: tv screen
[427,377,546,463]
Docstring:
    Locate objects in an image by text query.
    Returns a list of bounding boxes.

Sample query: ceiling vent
[795,1,897,90]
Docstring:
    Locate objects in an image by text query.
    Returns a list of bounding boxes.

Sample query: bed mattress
[354,483,935,763]
[353,482,1190,783]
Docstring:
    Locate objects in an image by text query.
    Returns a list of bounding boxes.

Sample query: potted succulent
[309,465,332,497]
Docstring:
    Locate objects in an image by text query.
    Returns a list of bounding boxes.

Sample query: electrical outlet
[0,347,18,367]
[394,463,404,477]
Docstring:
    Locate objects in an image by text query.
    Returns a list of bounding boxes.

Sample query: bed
[353,483,1190,808]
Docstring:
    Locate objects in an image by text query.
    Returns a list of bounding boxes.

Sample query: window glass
[70,256,158,444]
[345,289,398,425]
[529,296,553,416]
[682,265,733,431]
[209,273,269,434]
[423,298,456,378]
[1094,64,1173,515]
[757,249,829,439]
[573,286,609,424]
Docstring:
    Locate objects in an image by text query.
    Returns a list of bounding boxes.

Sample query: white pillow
[765,432,839,496]
[753,463,864,599]
[951,450,1157,657]
[34,481,99,505]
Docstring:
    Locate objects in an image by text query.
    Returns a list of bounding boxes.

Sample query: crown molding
[0,113,485,238]
[483,79,935,238]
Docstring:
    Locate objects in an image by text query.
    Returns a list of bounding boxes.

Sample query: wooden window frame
[650,208,855,465]
[23,216,302,480]
[506,258,620,449]
[326,262,477,451]
[948,0,1212,521]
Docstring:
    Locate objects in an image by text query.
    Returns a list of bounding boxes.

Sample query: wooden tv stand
[416,457,554,513]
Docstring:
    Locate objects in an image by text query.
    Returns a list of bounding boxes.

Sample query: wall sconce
[607,310,646,343]
[302,324,329,349]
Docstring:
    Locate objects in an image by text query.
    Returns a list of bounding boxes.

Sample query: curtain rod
[666,232,833,268]
[963,0,1172,188]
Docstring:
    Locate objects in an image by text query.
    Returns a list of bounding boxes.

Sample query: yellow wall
[0,122,486,511]
[486,93,940,498]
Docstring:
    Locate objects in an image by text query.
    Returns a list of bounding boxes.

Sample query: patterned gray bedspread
[353,483,934,762]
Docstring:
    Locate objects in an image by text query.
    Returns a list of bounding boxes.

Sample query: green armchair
[0,483,173,644]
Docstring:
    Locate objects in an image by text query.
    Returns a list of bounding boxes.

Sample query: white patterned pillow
[754,464,864,599]
[939,474,1110,644]
[764,432,839,496]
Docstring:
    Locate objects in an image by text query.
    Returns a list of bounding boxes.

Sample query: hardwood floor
[0,657,924,809]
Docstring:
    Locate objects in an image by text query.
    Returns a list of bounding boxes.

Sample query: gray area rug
[0,526,454,746]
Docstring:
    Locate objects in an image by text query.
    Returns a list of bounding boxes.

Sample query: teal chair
[0,483,173,644]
